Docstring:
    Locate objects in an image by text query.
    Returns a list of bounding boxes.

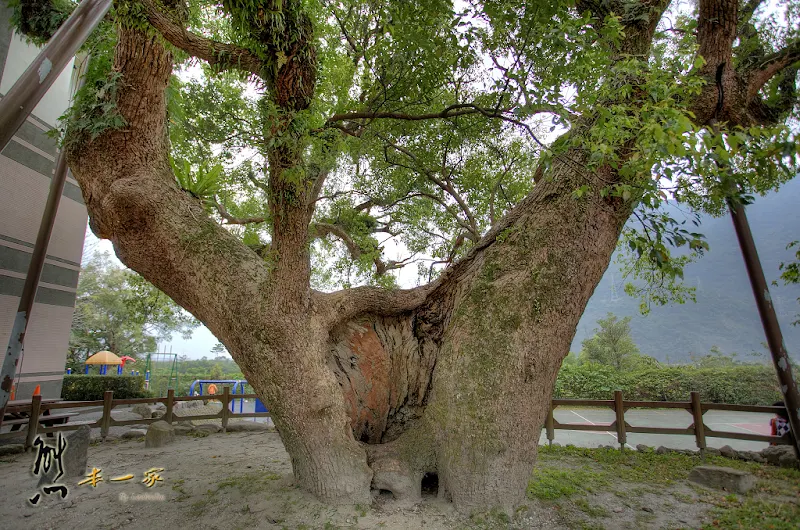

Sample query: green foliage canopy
[23,0,800,297]
[67,252,199,372]
[579,312,659,371]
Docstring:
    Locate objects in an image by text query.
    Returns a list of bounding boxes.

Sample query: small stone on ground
[688,465,755,494]
[145,420,175,448]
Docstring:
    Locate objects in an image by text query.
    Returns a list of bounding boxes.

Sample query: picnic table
[3,398,78,436]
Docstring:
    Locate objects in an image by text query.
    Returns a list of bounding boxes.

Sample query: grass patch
[574,498,610,518]
[702,499,800,529]
[534,446,800,529]
[527,467,610,500]
[217,471,281,494]
[189,489,219,517]
[539,445,800,487]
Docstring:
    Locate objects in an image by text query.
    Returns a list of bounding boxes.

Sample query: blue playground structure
[189,379,268,416]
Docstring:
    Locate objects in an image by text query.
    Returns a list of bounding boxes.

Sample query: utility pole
[728,196,800,459]
[0,0,111,427]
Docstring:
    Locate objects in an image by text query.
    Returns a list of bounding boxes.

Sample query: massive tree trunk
[69,26,632,507]
[64,15,638,511]
[327,153,632,508]
[26,0,788,512]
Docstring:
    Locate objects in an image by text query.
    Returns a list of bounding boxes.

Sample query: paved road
[540,407,774,452]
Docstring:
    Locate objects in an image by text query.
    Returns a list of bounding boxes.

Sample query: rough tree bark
[16,0,797,511]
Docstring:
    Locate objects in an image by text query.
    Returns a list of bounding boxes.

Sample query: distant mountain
[572,178,800,363]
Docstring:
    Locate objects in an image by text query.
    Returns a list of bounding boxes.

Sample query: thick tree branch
[327,103,551,146]
[312,222,406,276]
[738,0,764,30]
[327,104,509,123]
[747,40,800,99]
[140,0,267,79]
[313,284,434,326]
[379,136,481,239]
[212,199,267,225]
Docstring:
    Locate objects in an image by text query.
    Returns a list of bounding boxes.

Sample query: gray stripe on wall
[2,139,53,175]
[0,245,80,288]
[14,379,64,400]
[16,120,59,156]
[0,274,77,307]
[0,234,81,267]
[19,370,68,377]
[0,139,85,205]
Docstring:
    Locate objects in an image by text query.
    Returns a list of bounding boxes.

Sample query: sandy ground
[0,430,568,530]
[1,403,792,529]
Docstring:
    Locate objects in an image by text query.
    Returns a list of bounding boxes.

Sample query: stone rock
[705,448,721,457]
[760,445,794,466]
[153,402,166,411]
[636,444,649,453]
[225,421,270,432]
[0,444,24,456]
[174,400,202,410]
[737,450,757,462]
[612,507,624,513]
[778,452,798,469]
[121,429,147,439]
[37,426,91,487]
[656,446,669,455]
[177,420,194,427]
[719,445,737,459]
[194,424,222,434]
[145,421,175,448]
[688,465,755,494]
[174,425,195,435]
[131,404,153,419]
[151,410,165,419]
[63,425,90,478]
[111,410,144,422]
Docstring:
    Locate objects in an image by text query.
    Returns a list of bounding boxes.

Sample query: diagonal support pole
[0,0,111,427]
[0,0,111,150]
[728,197,800,460]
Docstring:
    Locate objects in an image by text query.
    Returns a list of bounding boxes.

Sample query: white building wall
[0,5,87,399]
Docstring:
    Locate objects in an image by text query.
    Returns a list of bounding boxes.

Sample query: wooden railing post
[165,389,174,425]
[25,394,42,450]
[100,391,113,441]
[221,386,230,433]
[614,390,627,451]
[691,391,706,456]
[546,403,555,446]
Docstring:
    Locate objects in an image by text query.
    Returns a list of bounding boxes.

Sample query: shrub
[555,364,781,405]
[554,363,626,400]
[61,375,148,401]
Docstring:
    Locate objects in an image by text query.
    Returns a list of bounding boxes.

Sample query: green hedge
[61,375,148,401]
[554,364,781,405]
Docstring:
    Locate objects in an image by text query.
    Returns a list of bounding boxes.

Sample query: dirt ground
[0,430,798,529]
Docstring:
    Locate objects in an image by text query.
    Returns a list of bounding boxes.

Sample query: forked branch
[140,0,267,79]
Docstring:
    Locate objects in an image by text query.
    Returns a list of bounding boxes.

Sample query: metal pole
[0,148,71,426]
[0,0,111,151]
[0,0,108,423]
[727,197,800,459]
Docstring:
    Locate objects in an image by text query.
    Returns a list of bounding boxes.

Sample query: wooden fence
[2,389,790,451]
[545,391,791,451]
[1,387,271,448]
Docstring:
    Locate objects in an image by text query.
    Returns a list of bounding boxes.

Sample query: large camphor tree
[11,0,800,510]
